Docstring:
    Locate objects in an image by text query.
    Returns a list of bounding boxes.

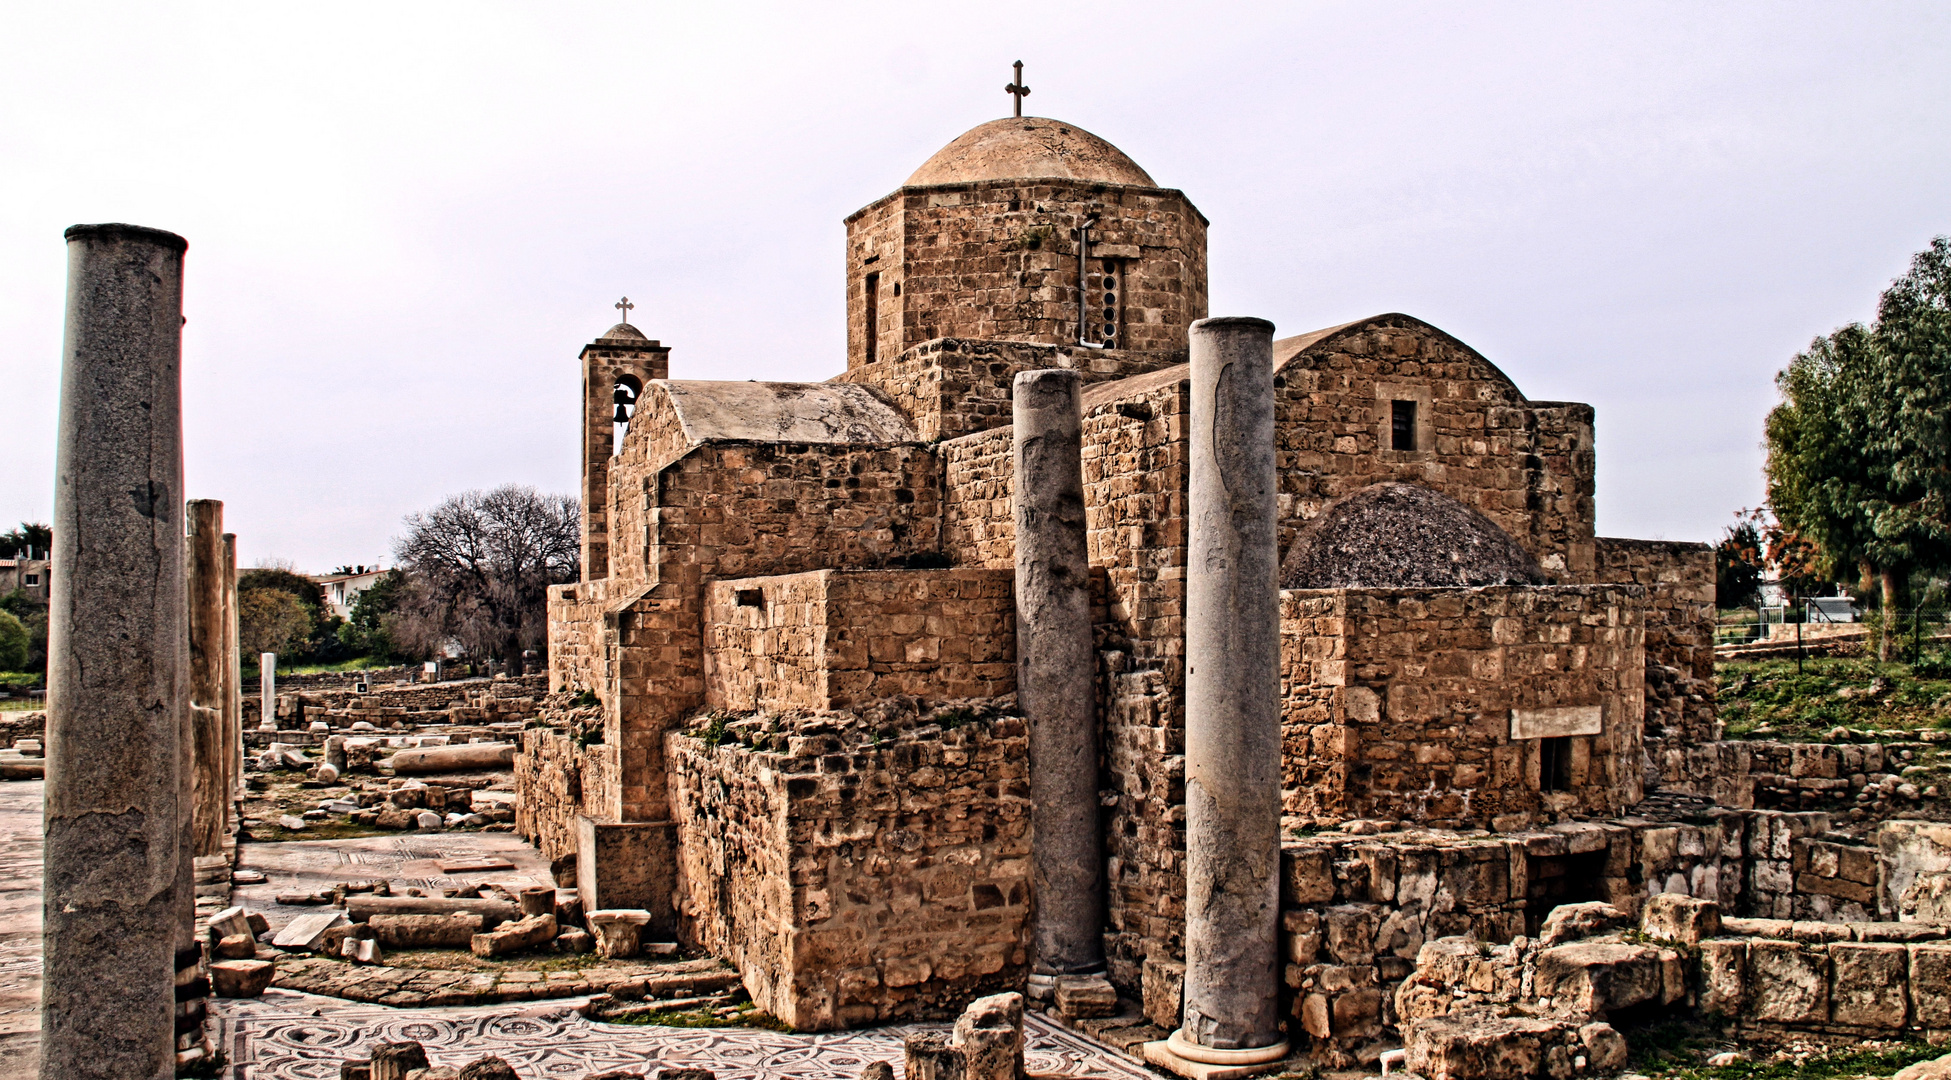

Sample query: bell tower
[580,316,669,581]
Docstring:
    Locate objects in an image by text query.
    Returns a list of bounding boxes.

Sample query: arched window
[612,374,643,455]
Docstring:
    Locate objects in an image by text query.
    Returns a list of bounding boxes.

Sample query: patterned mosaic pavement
[214,990,1158,1079]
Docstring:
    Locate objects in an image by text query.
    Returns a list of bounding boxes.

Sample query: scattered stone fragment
[471,912,557,958]
[369,912,485,949]
[208,905,253,939]
[213,933,256,959]
[278,814,308,831]
[657,1070,715,1080]
[272,911,348,949]
[457,1057,522,1080]
[370,1042,430,1080]
[342,937,381,963]
[588,909,651,959]
[210,959,276,998]
[556,928,595,953]
[857,1065,894,1080]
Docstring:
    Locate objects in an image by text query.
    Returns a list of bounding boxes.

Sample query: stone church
[515,109,1716,1062]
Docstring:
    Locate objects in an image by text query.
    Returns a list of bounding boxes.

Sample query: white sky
[2,2,1947,571]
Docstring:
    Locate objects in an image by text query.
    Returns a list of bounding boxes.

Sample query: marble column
[1174,316,1286,1060]
[1012,368,1101,977]
[187,499,225,859]
[222,534,240,825]
[43,222,188,1080]
[261,652,277,732]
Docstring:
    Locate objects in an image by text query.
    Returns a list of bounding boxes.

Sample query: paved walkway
[0,781,42,1080]
[0,780,1154,1080]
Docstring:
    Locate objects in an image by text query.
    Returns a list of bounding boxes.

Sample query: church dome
[599,322,647,341]
[906,117,1156,187]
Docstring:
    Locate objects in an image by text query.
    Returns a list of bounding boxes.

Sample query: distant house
[314,566,387,620]
[0,559,50,604]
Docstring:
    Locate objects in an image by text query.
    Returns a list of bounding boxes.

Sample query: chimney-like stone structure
[1012,369,1101,977]
[44,222,189,1080]
[1170,316,1287,1065]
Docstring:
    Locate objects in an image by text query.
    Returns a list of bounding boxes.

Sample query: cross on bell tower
[1005,60,1031,118]
[615,296,635,324]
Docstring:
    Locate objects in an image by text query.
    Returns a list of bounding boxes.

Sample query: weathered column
[1172,316,1286,1063]
[222,534,240,826]
[44,222,188,1080]
[1012,369,1102,979]
[261,652,277,731]
[187,500,225,858]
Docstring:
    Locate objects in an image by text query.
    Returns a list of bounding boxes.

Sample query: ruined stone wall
[669,707,1031,1030]
[843,178,1208,371]
[703,569,1014,714]
[1279,585,1647,828]
[1594,537,1720,792]
[548,578,610,697]
[515,728,617,861]
[1273,317,1596,581]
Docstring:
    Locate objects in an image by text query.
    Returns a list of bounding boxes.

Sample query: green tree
[1766,238,1951,659]
[0,523,50,560]
[0,611,28,671]
[238,588,312,659]
[0,590,47,675]
[337,569,409,661]
[1716,513,1765,608]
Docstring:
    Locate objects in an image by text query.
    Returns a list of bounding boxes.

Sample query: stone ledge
[269,955,737,1009]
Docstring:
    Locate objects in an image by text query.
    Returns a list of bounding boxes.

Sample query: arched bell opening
[611,374,644,455]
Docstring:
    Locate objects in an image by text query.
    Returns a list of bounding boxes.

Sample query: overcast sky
[2,2,1947,571]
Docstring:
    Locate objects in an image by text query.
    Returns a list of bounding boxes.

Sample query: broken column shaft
[223,533,240,823]
[43,222,189,1080]
[1012,368,1101,976]
[1177,316,1286,1058]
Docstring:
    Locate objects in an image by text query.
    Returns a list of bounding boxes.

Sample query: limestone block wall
[941,426,1015,568]
[843,178,1208,369]
[515,727,618,861]
[1272,317,1597,581]
[668,708,1031,1030]
[1279,585,1647,827]
[842,338,1184,445]
[1595,536,1719,792]
[702,569,1014,713]
[1701,919,1951,1035]
[548,577,610,697]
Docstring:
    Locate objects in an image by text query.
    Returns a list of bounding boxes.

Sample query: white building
[314,566,387,620]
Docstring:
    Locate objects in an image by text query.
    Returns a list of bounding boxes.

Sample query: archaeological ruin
[29,111,1951,1080]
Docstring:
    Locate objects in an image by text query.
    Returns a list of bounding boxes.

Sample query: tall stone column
[222,534,240,829]
[44,222,188,1080]
[187,500,225,858]
[262,652,277,731]
[1171,316,1287,1063]
[1012,369,1101,978]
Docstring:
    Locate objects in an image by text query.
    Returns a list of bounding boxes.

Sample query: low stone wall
[1279,585,1647,828]
[668,701,1031,1031]
[0,711,45,746]
[513,692,616,860]
[1710,738,1942,823]
[1703,916,1951,1033]
[1593,537,1718,795]
[702,569,1014,714]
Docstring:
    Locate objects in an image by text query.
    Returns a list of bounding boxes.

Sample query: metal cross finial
[615,297,634,323]
[1005,60,1030,118]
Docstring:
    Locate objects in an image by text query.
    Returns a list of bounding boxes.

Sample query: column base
[1143,1031,1294,1080]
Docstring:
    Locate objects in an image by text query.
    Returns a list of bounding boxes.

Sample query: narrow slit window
[735,589,764,608]
[863,272,881,364]
[1539,736,1573,792]
[1391,399,1417,451]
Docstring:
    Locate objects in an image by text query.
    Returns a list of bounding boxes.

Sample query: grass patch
[1627,1017,1941,1079]
[1717,654,1951,740]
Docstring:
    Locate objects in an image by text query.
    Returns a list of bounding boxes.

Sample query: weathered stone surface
[347,896,518,926]
[1578,1022,1627,1072]
[455,1056,521,1080]
[371,1041,429,1080]
[210,959,275,998]
[1748,941,1829,1024]
[1538,902,1630,947]
[1912,943,1951,1027]
[1829,942,1908,1028]
[369,913,485,950]
[952,992,1025,1080]
[1281,481,1545,590]
[1699,939,1747,1016]
[388,743,516,774]
[1181,315,1283,1052]
[1640,893,1721,946]
[215,932,256,959]
[1404,1010,1575,1080]
[1054,974,1117,1019]
[587,909,651,959]
[42,222,189,1080]
[1532,941,1664,1017]
[471,913,557,958]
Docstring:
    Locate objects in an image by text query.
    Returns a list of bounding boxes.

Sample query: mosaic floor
[215,990,1158,1080]
[232,830,556,931]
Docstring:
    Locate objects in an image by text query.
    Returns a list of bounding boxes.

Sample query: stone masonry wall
[1279,585,1647,828]
[1595,537,1718,794]
[669,705,1031,1031]
[702,569,1014,714]
[843,178,1208,369]
[940,426,1015,569]
[1273,317,1597,581]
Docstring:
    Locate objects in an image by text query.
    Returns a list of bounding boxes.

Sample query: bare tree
[392,486,579,674]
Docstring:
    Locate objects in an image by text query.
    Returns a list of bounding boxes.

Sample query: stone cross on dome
[1005,60,1030,117]
[615,296,635,324]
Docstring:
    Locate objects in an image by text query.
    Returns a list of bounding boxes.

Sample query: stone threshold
[270,955,739,1009]
[1032,997,1168,1062]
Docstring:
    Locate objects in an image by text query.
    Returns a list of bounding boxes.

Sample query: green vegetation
[1626,1016,1940,1079]
[1765,238,1951,659]
[1718,652,1951,739]
[605,999,792,1032]
[0,588,47,676]
[0,611,27,671]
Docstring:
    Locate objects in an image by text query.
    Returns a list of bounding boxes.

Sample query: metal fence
[1715,605,1951,653]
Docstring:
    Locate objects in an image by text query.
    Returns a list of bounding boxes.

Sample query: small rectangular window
[1391,400,1417,451]
[735,588,764,608]
[863,272,881,364]
[23,574,38,587]
[1540,736,1573,792]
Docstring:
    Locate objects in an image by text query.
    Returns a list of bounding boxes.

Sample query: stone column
[223,534,241,826]
[43,222,188,1080]
[187,500,225,859]
[1012,369,1102,978]
[1174,316,1286,1061]
[261,652,277,731]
